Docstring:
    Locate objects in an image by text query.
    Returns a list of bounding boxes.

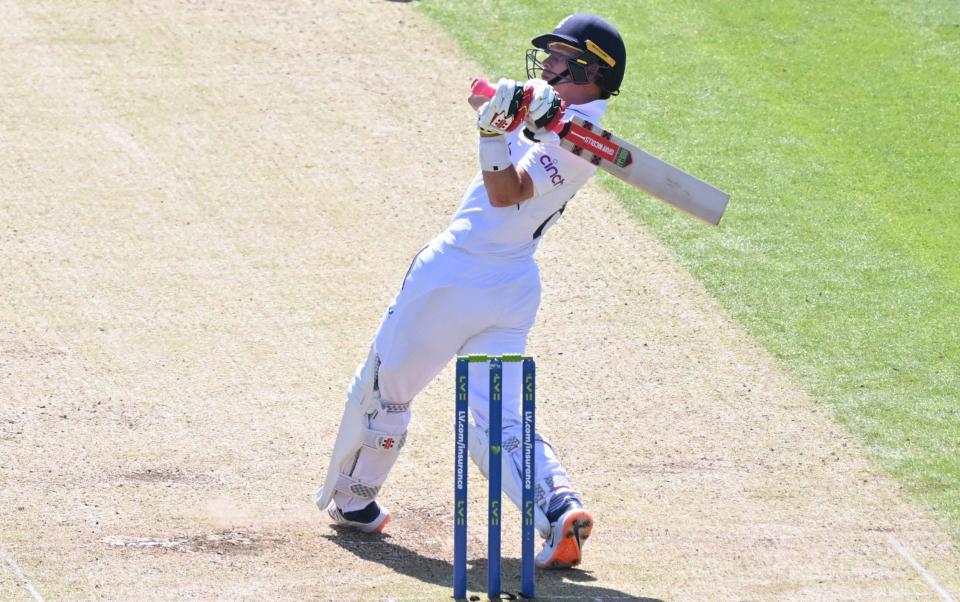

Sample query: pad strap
[335,473,380,500]
[363,428,407,452]
[536,474,574,507]
[332,419,408,499]
[380,399,411,414]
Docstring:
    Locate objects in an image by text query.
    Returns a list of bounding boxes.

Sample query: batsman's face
[541,42,602,104]
[541,43,582,82]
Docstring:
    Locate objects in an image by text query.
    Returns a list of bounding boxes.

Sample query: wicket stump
[454,354,536,600]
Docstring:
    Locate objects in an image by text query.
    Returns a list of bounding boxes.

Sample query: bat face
[560,117,729,225]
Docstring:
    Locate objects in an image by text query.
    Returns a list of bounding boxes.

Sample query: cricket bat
[471,79,729,225]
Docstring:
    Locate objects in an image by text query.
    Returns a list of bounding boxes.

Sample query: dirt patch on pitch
[121,468,193,483]
[118,466,218,485]
[100,531,285,555]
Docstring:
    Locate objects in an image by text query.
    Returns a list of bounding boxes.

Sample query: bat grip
[470,78,497,99]
[470,78,566,135]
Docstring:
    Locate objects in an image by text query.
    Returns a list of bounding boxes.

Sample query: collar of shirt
[564,98,607,124]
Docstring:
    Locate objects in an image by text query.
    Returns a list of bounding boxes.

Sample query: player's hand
[477,78,527,137]
[525,80,561,128]
[523,80,562,144]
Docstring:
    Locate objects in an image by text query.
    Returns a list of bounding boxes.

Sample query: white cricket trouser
[338,237,576,514]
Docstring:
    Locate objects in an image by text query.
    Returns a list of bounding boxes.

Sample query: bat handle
[470,78,566,135]
[470,78,497,99]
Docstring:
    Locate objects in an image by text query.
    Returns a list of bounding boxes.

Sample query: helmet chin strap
[547,70,570,86]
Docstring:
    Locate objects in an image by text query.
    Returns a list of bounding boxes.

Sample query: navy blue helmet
[527,14,627,97]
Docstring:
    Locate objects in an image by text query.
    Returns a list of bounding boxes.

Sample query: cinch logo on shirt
[539,155,565,187]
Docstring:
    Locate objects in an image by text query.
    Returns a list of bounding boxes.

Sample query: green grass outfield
[419,1,960,539]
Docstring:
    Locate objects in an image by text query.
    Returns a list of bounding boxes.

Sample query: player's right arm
[481,158,534,207]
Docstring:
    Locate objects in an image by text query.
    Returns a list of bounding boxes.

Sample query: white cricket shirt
[441,99,607,261]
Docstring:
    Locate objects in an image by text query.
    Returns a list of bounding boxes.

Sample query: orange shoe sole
[327,505,392,534]
[369,513,391,534]
[540,510,593,569]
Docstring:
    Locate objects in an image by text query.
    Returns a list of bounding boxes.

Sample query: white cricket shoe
[326,500,392,534]
[535,506,593,569]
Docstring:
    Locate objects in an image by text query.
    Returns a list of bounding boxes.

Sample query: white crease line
[887,534,957,602]
[0,546,45,602]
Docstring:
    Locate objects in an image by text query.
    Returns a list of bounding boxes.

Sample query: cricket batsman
[317,14,627,569]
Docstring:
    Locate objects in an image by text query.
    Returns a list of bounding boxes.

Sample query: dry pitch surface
[2,1,958,600]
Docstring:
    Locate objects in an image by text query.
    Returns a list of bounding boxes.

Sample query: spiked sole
[537,509,593,569]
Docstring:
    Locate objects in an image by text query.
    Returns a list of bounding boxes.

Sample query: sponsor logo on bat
[568,128,617,161]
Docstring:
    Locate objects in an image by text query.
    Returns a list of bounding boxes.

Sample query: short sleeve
[517,136,597,199]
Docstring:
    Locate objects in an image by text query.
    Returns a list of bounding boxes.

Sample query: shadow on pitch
[323,526,664,601]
